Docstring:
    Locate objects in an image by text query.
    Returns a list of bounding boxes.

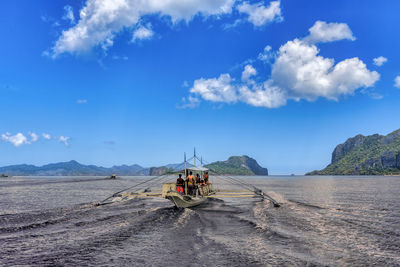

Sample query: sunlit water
[0,175,399,266]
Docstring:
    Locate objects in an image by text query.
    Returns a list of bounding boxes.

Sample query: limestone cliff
[307,129,400,175]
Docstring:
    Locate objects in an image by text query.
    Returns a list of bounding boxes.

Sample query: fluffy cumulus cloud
[185,21,379,108]
[237,1,282,26]
[395,76,400,88]
[49,0,285,57]
[1,132,41,147]
[373,56,387,67]
[241,64,257,81]
[50,0,235,57]
[258,45,273,62]
[190,74,237,103]
[271,38,379,101]
[29,132,39,143]
[1,133,29,147]
[239,82,287,108]
[1,132,70,147]
[132,23,154,42]
[303,21,355,44]
[58,136,71,146]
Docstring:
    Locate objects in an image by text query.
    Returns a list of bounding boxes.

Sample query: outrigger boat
[162,166,215,208]
[105,174,117,180]
[98,149,280,208]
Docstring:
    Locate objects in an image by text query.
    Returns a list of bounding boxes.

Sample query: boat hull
[162,182,211,208]
[166,194,207,208]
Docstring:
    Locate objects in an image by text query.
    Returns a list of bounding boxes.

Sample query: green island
[205,155,268,175]
[307,128,400,175]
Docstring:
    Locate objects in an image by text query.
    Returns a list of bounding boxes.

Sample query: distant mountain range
[0,160,149,176]
[307,128,400,175]
[0,155,268,176]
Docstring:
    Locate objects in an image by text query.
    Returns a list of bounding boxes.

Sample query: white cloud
[395,76,400,88]
[237,1,282,26]
[42,133,51,140]
[186,21,379,109]
[29,132,39,143]
[58,136,71,146]
[62,5,75,24]
[1,133,29,147]
[373,56,387,67]
[77,99,88,104]
[222,18,243,30]
[132,24,154,42]
[178,95,200,109]
[50,0,235,57]
[239,82,286,108]
[303,21,355,44]
[241,64,257,81]
[271,38,379,101]
[190,74,237,103]
[258,45,274,62]
[1,132,71,146]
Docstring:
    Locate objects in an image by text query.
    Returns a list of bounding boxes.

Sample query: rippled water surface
[1,175,399,266]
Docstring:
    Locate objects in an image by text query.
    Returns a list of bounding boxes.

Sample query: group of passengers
[176,171,209,196]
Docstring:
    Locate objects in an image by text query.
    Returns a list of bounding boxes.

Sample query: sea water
[0,176,399,266]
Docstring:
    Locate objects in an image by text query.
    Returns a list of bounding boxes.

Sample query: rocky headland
[307,128,400,175]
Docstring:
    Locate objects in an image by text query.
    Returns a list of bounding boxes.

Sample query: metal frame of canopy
[171,166,209,174]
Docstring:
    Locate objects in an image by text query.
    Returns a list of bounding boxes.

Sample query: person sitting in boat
[195,174,203,196]
[201,176,208,195]
[186,171,194,195]
[176,174,184,195]
[204,172,210,185]
[195,173,201,184]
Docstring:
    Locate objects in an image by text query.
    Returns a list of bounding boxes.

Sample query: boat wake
[1,177,400,266]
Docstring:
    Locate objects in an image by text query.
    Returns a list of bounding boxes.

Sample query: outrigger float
[98,149,280,208]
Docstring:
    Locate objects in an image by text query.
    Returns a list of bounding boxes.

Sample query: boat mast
[184,152,187,176]
[184,152,188,195]
[194,147,196,167]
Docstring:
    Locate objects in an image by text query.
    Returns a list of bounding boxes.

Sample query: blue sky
[1,0,399,174]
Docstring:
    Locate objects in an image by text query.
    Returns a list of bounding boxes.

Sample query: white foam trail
[173,208,195,228]
[267,191,288,204]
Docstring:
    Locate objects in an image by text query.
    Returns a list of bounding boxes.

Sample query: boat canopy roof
[176,166,209,172]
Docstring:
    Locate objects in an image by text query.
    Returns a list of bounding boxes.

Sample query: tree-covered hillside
[307,129,400,175]
[206,155,268,175]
